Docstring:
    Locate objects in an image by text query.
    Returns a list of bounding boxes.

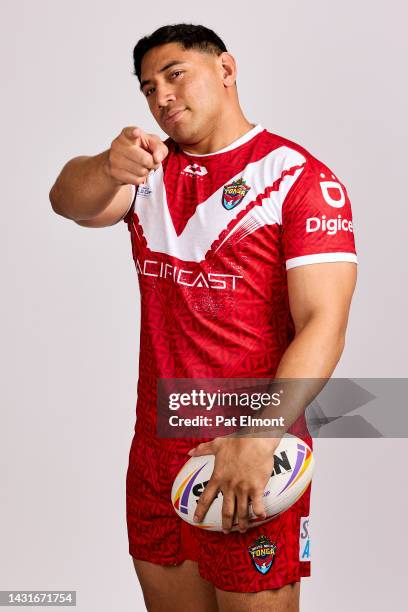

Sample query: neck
[181,112,255,155]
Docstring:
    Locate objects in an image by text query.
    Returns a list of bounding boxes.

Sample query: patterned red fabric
[126,435,311,592]
[123,124,356,590]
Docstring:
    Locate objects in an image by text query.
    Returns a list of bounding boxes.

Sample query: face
[139,42,236,144]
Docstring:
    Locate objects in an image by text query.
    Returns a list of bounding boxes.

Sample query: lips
[164,109,185,124]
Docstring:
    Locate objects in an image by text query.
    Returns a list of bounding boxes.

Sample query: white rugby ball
[171,434,314,531]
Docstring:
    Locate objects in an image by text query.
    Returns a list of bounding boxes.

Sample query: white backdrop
[1,1,407,610]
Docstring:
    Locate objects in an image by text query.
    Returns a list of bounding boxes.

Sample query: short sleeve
[121,184,137,224]
[282,157,358,270]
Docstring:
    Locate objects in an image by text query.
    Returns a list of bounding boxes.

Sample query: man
[49,23,357,612]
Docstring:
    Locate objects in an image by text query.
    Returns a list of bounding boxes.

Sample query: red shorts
[126,434,311,593]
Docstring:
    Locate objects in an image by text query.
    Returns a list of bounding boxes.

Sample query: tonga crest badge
[222,178,250,210]
[248,535,277,575]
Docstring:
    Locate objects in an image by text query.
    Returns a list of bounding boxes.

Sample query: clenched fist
[104,126,169,186]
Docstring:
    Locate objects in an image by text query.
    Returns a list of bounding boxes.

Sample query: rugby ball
[171,434,314,531]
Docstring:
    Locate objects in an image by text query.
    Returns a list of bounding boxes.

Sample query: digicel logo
[306,214,354,236]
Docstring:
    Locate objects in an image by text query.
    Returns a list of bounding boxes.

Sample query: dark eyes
[145,70,184,97]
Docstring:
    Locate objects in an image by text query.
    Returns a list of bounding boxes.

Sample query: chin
[166,123,197,145]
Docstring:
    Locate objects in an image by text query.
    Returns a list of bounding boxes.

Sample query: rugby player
[49,23,357,612]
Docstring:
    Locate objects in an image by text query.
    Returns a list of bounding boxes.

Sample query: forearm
[244,319,345,437]
[49,150,121,221]
[275,316,345,379]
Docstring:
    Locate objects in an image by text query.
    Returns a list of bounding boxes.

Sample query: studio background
[1,1,407,610]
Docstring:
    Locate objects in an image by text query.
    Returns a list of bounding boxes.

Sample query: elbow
[49,183,71,219]
[324,326,347,364]
[296,315,348,356]
[336,333,347,359]
[49,183,62,215]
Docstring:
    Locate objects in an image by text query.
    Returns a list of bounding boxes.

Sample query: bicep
[75,184,135,228]
[287,262,357,334]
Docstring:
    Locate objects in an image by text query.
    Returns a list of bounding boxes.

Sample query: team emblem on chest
[222,178,251,210]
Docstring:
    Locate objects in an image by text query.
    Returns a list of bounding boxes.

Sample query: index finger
[122,126,149,146]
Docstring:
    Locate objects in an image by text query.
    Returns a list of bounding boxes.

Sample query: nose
[156,83,176,109]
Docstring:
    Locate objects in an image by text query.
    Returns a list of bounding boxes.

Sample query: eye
[145,70,183,97]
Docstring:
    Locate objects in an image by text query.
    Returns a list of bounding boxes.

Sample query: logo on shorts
[222,178,250,210]
[248,535,277,575]
[299,516,311,561]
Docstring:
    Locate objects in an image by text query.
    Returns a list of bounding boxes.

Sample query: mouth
[163,109,186,125]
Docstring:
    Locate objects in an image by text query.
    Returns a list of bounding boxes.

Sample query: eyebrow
[140,60,188,92]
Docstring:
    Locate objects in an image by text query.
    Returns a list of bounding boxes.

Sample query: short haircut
[133,23,228,82]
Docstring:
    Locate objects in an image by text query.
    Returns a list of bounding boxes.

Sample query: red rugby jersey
[123,124,357,448]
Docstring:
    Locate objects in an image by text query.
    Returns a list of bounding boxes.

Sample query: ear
[220,52,237,87]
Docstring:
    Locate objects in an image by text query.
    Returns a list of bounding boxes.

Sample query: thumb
[187,442,214,457]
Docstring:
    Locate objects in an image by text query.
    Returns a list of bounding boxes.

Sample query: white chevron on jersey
[214,166,305,253]
[134,146,306,262]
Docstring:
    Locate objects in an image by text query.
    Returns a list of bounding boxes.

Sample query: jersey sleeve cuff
[286,252,358,270]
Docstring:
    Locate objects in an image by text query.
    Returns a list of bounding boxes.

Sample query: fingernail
[222,529,229,535]
[193,515,199,523]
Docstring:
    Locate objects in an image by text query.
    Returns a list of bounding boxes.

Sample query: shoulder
[260,128,337,176]
[260,129,350,209]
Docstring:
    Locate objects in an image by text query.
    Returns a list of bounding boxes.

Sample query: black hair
[133,23,228,82]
